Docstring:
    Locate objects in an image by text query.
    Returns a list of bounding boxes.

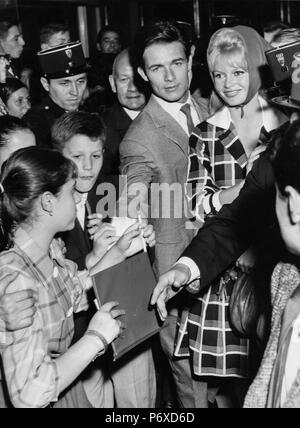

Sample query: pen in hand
[137,212,147,253]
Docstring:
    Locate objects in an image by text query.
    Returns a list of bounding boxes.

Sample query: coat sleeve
[119,135,156,217]
[188,131,222,223]
[183,152,280,290]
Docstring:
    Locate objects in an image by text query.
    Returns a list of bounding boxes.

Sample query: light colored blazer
[119,94,209,277]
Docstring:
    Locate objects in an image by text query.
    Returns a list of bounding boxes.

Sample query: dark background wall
[2,0,299,63]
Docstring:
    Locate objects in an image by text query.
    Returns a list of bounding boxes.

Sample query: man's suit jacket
[120,94,209,277]
[102,102,132,176]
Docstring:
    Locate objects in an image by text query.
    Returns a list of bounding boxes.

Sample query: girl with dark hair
[0,147,125,408]
[0,115,35,170]
[0,78,31,118]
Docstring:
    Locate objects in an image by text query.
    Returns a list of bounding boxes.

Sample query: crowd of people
[0,13,300,408]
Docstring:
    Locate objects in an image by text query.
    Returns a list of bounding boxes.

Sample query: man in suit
[101,48,147,176]
[24,41,88,148]
[119,21,209,407]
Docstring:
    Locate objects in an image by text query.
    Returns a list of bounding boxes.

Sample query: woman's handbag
[229,268,271,344]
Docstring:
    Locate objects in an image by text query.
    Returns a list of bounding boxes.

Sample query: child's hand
[87,213,104,239]
[142,224,155,247]
[116,222,140,253]
[92,224,118,258]
[55,237,67,257]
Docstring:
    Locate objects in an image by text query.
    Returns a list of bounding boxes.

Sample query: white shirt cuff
[175,257,200,282]
[212,191,222,212]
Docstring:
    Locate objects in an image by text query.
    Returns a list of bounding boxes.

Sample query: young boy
[51,111,157,408]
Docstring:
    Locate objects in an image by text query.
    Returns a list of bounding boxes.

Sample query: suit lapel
[145,96,189,157]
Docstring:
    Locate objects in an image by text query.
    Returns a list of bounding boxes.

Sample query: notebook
[93,251,160,361]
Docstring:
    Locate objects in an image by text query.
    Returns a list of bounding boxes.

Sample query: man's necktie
[181,103,198,213]
[180,103,195,135]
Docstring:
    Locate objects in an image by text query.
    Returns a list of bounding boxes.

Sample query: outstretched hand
[151,264,191,321]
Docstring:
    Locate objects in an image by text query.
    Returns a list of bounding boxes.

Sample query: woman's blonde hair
[207,28,248,72]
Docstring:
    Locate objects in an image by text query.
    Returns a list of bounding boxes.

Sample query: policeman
[24,41,88,147]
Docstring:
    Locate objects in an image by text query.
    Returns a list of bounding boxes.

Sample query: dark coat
[61,185,99,271]
[101,102,132,176]
[60,185,99,342]
[24,95,65,148]
[120,94,209,277]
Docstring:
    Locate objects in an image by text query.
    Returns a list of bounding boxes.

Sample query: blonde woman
[176,26,287,407]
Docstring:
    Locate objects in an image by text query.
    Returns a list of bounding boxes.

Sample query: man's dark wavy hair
[132,21,192,70]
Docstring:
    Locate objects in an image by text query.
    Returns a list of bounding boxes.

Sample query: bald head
[109,49,146,111]
[112,48,129,76]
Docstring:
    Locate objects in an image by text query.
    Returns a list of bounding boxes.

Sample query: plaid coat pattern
[0,228,90,408]
[185,115,271,223]
[176,106,274,378]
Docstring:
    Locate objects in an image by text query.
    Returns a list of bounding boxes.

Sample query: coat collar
[44,95,67,116]
[207,95,287,133]
[13,227,66,289]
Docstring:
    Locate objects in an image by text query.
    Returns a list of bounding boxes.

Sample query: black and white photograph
[0,0,300,411]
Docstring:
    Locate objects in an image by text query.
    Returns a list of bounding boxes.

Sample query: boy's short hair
[40,22,70,46]
[51,111,106,151]
[133,21,192,69]
[0,18,19,40]
[0,115,31,147]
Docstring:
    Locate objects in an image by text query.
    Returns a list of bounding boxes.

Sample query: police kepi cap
[38,41,89,79]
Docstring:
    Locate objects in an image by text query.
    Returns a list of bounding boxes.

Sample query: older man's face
[112,53,146,111]
[0,25,25,58]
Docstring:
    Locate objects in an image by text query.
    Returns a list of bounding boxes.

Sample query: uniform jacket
[24,95,65,148]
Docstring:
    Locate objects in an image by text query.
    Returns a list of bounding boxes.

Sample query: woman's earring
[49,211,53,217]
